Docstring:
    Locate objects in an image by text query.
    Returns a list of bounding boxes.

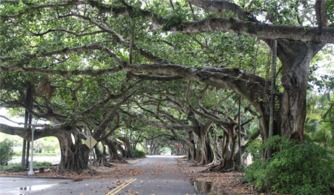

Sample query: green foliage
[306,62,334,152]
[34,161,52,167]
[0,163,25,172]
[245,136,334,194]
[0,161,52,172]
[245,138,262,161]
[162,14,185,31]
[160,1,193,31]
[130,149,146,158]
[0,139,15,165]
[241,0,314,25]
[326,0,334,22]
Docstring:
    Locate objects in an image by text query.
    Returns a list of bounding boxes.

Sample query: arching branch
[155,17,334,43]
[0,123,69,141]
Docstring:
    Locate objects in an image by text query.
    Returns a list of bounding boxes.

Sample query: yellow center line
[106,178,137,195]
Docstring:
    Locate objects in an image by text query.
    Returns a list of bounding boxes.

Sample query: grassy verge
[0,162,53,172]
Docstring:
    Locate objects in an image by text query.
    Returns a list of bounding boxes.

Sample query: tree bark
[188,132,196,161]
[118,137,133,158]
[57,131,90,173]
[105,139,126,163]
[278,41,324,141]
[208,124,239,171]
[94,143,107,166]
[197,126,214,165]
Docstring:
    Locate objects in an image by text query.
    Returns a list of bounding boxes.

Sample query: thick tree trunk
[105,139,126,163]
[188,143,196,161]
[180,143,187,155]
[117,144,127,158]
[278,41,324,141]
[208,126,240,172]
[197,131,214,165]
[118,137,133,158]
[94,144,107,166]
[57,131,90,173]
[152,145,159,154]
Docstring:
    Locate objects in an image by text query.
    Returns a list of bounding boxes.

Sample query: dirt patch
[177,158,257,194]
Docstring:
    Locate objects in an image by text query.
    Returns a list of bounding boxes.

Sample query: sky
[0,107,24,127]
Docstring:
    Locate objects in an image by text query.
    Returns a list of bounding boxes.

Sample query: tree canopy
[0,0,333,182]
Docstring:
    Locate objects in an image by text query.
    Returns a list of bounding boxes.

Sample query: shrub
[130,149,146,158]
[244,136,334,194]
[34,161,52,167]
[0,139,15,165]
[0,163,25,172]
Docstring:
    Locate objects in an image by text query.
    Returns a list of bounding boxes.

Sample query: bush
[0,161,53,172]
[34,161,52,167]
[0,139,15,165]
[0,163,25,172]
[130,149,146,158]
[244,136,334,194]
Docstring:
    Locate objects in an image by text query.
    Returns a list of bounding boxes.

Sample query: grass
[13,153,58,157]
[0,161,53,172]
[0,163,25,172]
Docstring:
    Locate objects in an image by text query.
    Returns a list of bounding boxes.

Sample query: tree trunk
[208,125,239,172]
[278,41,324,141]
[94,144,106,166]
[22,84,34,168]
[188,138,196,161]
[118,137,133,158]
[57,131,90,173]
[105,139,126,163]
[152,145,159,154]
[197,130,214,165]
[187,131,196,161]
[180,143,187,155]
[21,139,27,168]
[25,141,30,168]
[220,133,239,171]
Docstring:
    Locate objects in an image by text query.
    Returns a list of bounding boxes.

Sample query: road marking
[106,178,137,195]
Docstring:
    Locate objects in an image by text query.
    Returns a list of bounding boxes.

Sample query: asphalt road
[0,177,71,195]
[120,155,198,195]
[0,155,200,195]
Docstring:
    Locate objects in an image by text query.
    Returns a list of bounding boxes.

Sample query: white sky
[0,107,24,127]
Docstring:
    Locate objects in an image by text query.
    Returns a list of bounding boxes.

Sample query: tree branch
[30,29,105,37]
[126,64,268,104]
[155,17,334,43]
[61,13,166,63]
[0,65,122,77]
[315,0,328,29]
[0,123,68,141]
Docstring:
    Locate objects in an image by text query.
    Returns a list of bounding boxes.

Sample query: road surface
[120,155,198,194]
[0,177,71,195]
[0,155,201,195]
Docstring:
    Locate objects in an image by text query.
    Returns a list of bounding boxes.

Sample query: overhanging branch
[156,17,334,43]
